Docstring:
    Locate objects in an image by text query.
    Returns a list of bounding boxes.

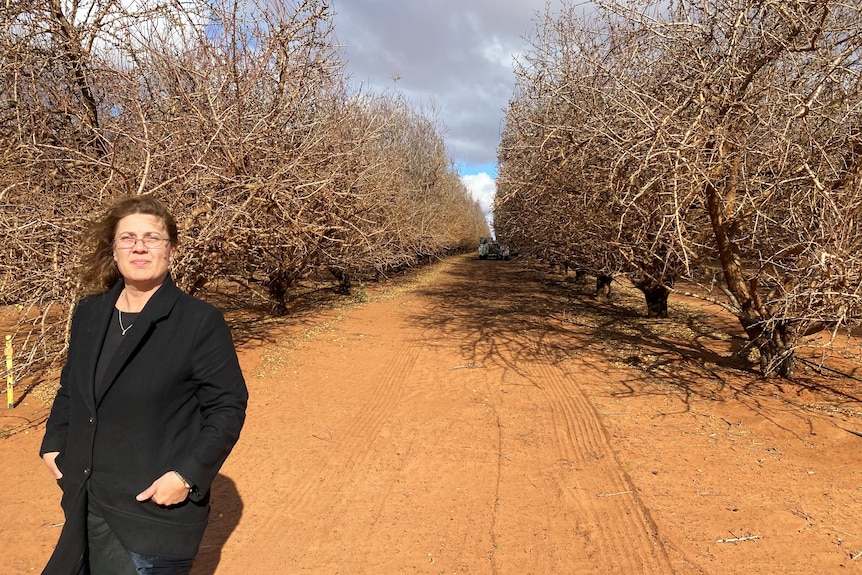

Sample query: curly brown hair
[80,195,179,293]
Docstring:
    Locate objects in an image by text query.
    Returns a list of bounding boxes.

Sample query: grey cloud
[330,0,550,168]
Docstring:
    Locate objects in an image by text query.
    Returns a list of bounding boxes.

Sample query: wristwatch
[174,471,193,490]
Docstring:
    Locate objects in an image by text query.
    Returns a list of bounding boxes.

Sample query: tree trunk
[633,279,670,318]
[267,269,289,316]
[703,161,796,376]
[328,267,352,295]
[742,320,796,378]
[574,269,586,284]
[595,274,613,298]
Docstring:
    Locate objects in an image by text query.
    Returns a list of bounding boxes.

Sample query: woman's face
[112,213,175,290]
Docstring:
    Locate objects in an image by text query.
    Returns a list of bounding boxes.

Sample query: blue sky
[458,162,498,178]
[329,0,553,218]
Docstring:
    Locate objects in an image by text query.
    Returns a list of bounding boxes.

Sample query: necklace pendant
[118,309,134,336]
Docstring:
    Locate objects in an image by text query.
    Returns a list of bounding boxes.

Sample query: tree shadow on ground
[203,280,353,349]
[408,256,862,415]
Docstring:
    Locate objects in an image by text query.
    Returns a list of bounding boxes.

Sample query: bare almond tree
[497,0,862,376]
[1,0,487,397]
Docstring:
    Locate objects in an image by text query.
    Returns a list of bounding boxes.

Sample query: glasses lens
[142,236,165,248]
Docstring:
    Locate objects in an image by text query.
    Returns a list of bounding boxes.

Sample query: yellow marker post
[5,335,12,409]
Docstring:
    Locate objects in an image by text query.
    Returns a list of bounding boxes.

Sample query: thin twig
[716,533,761,543]
[449,362,477,370]
[311,429,334,441]
[597,490,632,498]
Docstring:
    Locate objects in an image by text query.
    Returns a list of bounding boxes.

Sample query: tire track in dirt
[348,335,504,574]
[530,360,674,574]
[217,302,430,572]
[446,258,675,574]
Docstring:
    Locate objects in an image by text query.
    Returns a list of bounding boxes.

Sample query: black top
[94,309,139,398]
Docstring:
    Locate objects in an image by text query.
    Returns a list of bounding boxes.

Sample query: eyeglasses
[114,234,170,249]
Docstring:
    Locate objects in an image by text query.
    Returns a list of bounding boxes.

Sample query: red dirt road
[2,254,862,574]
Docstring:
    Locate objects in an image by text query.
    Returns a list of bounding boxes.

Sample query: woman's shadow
[191,474,243,575]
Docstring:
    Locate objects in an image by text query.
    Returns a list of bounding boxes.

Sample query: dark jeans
[87,501,195,575]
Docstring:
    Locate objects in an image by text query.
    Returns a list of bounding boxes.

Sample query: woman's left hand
[136,471,192,506]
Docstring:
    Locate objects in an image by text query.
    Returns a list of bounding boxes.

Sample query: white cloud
[461,172,497,215]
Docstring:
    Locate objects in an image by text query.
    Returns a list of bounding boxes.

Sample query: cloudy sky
[329,0,554,221]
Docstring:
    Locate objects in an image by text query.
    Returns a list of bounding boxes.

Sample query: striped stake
[5,335,12,409]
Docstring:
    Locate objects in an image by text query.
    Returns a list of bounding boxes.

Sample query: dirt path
[2,254,862,574]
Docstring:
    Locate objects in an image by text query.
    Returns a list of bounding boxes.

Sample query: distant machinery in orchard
[478,237,510,260]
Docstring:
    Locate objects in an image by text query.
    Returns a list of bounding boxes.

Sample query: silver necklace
[118,309,134,336]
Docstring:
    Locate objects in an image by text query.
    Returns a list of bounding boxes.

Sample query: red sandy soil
[2,253,862,574]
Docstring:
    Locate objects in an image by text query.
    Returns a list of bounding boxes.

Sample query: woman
[40,195,248,575]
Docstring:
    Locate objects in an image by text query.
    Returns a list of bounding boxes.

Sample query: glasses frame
[114,235,171,250]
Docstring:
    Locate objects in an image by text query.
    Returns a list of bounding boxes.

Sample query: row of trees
[1,0,488,391]
[496,0,862,377]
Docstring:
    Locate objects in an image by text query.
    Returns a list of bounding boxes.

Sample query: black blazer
[40,276,248,573]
